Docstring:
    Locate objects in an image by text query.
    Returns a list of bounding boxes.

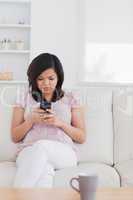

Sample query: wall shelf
[0,24,31,28]
[0,0,31,80]
[0,80,28,84]
[0,50,30,54]
[0,0,30,3]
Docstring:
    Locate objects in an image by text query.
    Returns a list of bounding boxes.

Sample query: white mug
[70,173,98,200]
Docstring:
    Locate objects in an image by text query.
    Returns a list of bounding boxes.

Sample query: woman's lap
[16,139,77,170]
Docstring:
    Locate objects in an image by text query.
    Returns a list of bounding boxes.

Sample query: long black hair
[27,53,64,102]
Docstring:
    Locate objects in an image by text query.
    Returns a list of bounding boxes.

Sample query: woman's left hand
[43,109,63,128]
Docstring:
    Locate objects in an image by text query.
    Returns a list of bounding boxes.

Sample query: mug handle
[70,177,80,192]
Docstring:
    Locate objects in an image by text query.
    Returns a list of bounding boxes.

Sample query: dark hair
[27,53,64,102]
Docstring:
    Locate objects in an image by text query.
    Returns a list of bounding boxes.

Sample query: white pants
[13,140,77,188]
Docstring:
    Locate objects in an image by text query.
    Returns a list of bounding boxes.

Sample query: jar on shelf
[15,40,24,50]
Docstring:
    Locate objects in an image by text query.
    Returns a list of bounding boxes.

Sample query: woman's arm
[44,106,86,144]
[11,107,52,143]
[60,106,86,144]
[11,107,33,143]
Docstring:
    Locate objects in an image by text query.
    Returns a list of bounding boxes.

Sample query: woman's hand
[42,109,64,128]
[29,108,54,124]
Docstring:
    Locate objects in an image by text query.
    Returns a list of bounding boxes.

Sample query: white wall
[84,0,133,43]
[30,0,79,87]
[78,0,133,83]
[31,0,133,85]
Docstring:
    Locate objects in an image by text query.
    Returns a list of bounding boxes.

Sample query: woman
[11,53,86,188]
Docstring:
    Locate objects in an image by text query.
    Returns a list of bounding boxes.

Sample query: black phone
[40,100,51,113]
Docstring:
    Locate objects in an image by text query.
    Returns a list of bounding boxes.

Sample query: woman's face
[36,68,58,97]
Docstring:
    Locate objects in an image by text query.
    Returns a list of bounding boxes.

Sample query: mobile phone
[40,100,51,114]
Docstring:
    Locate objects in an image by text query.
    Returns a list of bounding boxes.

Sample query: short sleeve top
[15,86,82,152]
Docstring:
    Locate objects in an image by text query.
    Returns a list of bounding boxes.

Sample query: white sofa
[0,83,133,188]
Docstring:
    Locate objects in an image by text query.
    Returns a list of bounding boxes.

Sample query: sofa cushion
[0,162,16,186]
[74,87,113,165]
[54,162,120,188]
[113,88,133,164]
[0,161,120,187]
[115,160,133,186]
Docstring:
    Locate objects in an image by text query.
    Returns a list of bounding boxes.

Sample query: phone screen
[40,100,51,112]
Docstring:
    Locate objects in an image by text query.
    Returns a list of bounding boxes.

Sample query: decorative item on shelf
[0,66,13,80]
[15,40,24,50]
[4,39,11,50]
[18,19,25,25]
[0,40,3,50]
[0,38,11,50]
[0,71,13,80]
[0,38,25,50]
[0,39,5,50]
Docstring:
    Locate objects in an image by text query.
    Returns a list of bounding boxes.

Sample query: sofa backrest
[113,87,133,164]
[0,83,114,165]
[72,87,114,165]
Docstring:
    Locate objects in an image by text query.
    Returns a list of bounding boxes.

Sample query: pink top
[15,86,81,153]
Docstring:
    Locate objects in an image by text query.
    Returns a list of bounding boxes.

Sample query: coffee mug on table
[70,173,98,200]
